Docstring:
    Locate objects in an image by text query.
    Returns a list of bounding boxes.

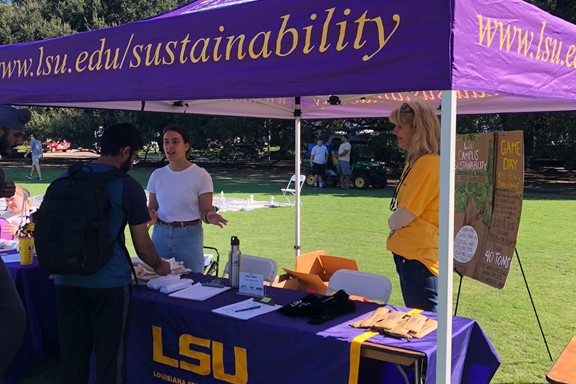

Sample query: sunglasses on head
[401,102,415,114]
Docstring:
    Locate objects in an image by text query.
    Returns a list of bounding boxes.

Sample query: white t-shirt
[311,145,328,164]
[338,142,352,162]
[146,164,213,222]
[1,207,36,225]
[1,208,36,239]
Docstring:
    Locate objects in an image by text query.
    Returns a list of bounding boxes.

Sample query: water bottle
[229,236,241,288]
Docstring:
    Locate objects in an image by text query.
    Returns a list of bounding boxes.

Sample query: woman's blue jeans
[393,253,438,312]
[152,224,204,273]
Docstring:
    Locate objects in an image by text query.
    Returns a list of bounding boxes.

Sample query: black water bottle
[229,236,241,288]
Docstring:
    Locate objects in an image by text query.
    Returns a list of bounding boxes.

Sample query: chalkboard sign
[454,131,524,289]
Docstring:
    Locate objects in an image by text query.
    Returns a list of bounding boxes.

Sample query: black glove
[308,299,356,325]
[278,290,355,322]
[278,293,322,317]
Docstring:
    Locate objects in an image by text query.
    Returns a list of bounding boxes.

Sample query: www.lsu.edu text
[478,15,576,69]
[1,7,400,80]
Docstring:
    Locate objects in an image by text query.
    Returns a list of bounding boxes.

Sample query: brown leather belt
[157,219,201,227]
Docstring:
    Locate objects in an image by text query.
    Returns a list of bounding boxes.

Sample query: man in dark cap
[0,105,29,381]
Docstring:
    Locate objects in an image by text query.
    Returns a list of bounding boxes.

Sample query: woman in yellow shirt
[387,101,440,312]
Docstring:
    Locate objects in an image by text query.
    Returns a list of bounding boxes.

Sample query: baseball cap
[0,105,32,131]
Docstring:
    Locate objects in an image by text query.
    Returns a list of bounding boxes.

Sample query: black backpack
[35,163,127,275]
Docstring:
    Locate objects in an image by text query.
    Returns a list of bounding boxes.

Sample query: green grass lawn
[6,163,575,384]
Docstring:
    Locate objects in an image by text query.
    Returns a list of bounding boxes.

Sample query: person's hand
[206,211,228,228]
[148,208,158,225]
[0,180,16,198]
[154,259,171,276]
[3,223,18,236]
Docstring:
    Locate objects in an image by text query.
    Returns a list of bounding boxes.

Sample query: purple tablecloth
[127,273,500,384]
[4,257,57,384]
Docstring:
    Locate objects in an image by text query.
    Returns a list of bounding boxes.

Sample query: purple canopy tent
[2,0,576,381]
[2,0,576,115]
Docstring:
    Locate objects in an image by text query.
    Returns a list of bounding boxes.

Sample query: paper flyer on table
[1,253,21,263]
[212,298,281,320]
[238,271,264,297]
[168,282,231,301]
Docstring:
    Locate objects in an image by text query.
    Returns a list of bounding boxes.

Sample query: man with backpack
[0,105,29,382]
[37,122,170,384]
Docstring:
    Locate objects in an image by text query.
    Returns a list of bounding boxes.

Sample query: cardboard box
[273,250,358,294]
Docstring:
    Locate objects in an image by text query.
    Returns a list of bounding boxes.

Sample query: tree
[4,0,576,167]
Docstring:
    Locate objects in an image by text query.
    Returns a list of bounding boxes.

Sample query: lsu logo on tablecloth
[152,326,248,384]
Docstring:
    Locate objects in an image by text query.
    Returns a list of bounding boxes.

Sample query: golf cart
[304,135,387,189]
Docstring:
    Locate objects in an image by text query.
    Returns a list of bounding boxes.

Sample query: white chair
[223,254,278,284]
[281,174,306,207]
[326,269,392,303]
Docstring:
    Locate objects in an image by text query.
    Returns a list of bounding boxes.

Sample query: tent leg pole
[293,97,302,257]
[437,90,457,384]
[515,247,553,361]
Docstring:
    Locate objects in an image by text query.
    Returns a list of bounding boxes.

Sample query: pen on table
[235,305,261,312]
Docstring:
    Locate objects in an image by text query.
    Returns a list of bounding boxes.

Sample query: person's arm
[129,222,170,275]
[388,207,416,230]
[3,222,17,236]
[338,145,350,157]
[199,192,228,228]
[147,192,159,227]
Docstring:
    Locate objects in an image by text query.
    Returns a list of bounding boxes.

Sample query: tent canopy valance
[1,0,576,115]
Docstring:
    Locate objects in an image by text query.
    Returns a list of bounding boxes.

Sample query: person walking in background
[310,138,328,188]
[25,134,43,181]
[53,123,171,384]
[0,105,29,381]
[336,135,351,189]
[147,124,228,273]
[386,101,440,312]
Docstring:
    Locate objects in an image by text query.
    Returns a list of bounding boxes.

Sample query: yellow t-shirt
[386,154,440,275]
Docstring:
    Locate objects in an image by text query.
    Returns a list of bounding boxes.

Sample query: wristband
[204,211,211,223]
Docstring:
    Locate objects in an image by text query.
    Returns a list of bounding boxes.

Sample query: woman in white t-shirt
[146,125,228,272]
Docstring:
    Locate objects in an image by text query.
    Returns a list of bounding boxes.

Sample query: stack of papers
[0,239,18,256]
[169,282,231,301]
[212,298,281,320]
[147,275,194,293]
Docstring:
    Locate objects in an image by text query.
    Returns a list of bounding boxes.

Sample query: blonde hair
[389,101,440,165]
[6,185,32,213]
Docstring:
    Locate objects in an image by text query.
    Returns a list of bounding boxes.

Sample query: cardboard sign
[454,131,524,289]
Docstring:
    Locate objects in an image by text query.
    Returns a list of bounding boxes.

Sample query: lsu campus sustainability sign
[453,131,524,289]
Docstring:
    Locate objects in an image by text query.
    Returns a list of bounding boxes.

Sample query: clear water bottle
[229,236,241,288]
